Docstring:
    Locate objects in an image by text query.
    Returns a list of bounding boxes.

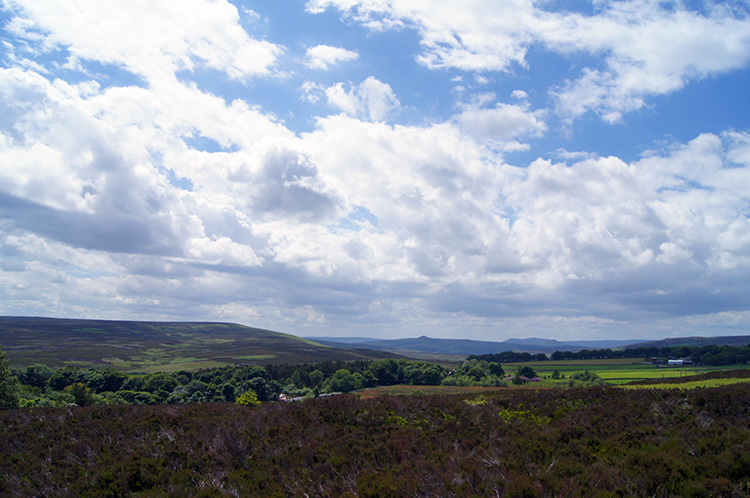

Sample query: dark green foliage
[488,362,504,376]
[550,343,750,364]
[49,365,85,391]
[571,370,605,386]
[327,369,362,393]
[469,351,548,363]
[0,344,19,409]
[518,365,537,378]
[116,390,158,405]
[143,372,178,394]
[63,382,95,406]
[15,363,53,387]
[403,362,444,385]
[3,384,750,496]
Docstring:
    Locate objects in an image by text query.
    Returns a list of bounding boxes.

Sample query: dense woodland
[1,381,750,497]
[5,357,518,409]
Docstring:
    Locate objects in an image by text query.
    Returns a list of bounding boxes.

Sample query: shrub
[0,345,19,409]
[236,389,260,406]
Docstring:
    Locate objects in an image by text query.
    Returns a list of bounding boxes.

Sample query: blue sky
[1,0,750,341]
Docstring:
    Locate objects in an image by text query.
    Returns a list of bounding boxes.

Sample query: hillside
[0,317,399,372]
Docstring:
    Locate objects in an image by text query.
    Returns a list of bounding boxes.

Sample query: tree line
[469,343,750,365]
[1,345,522,409]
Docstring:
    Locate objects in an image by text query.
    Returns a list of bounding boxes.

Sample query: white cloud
[304,44,358,69]
[1,0,750,339]
[4,0,283,82]
[308,0,750,122]
[324,77,400,121]
[454,95,546,144]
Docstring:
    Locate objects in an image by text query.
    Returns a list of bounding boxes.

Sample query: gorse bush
[235,389,260,406]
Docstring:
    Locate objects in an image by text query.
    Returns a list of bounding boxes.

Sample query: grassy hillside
[0,317,399,372]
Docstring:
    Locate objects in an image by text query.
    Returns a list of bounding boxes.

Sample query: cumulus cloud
[323,77,400,121]
[4,0,283,82]
[308,0,750,122]
[304,44,358,69]
[1,0,750,340]
[454,94,546,146]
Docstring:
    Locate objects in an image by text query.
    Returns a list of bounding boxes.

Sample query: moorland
[0,316,398,372]
[2,317,750,497]
[3,377,750,497]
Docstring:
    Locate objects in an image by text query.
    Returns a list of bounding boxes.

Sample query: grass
[622,378,750,390]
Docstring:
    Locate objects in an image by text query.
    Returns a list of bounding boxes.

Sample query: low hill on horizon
[627,335,750,350]
[306,335,645,356]
[306,334,750,356]
[0,316,400,372]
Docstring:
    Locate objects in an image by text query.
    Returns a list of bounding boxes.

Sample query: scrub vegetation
[3,321,750,496]
[3,381,750,497]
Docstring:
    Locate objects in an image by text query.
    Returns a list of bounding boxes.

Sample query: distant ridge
[626,335,750,349]
[305,334,748,356]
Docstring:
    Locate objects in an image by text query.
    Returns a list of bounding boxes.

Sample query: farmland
[500,357,738,386]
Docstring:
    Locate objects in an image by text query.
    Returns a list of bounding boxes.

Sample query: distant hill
[306,335,750,357]
[626,336,750,349]
[0,316,400,372]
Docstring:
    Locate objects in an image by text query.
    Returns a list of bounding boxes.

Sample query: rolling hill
[0,316,399,372]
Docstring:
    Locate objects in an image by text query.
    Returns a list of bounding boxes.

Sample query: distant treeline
[467,351,548,363]
[469,343,750,366]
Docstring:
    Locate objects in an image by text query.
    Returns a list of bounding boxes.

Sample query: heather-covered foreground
[2,385,750,497]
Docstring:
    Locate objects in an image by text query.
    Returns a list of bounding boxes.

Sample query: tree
[309,370,325,388]
[518,366,537,378]
[329,369,361,393]
[143,372,178,394]
[20,363,53,388]
[49,366,84,391]
[64,382,95,406]
[0,344,19,409]
[236,389,260,406]
[467,366,486,381]
[488,362,505,376]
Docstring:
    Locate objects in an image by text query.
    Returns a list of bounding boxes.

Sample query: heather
[2,384,750,497]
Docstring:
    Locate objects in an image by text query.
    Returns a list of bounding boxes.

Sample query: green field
[495,358,749,387]
[623,378,750,390]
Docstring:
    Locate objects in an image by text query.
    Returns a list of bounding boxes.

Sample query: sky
[1,0,750,342]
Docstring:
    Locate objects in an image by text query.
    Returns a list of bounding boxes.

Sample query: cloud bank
[1,0,749,340]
